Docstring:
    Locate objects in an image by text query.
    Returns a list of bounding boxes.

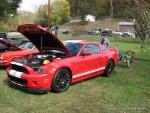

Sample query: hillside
[59,19,122,32]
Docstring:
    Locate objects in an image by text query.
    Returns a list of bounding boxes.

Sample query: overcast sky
[18,0,49,12]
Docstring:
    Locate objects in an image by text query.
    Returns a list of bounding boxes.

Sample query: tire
[52,68,71,93]
[104,60,115,77]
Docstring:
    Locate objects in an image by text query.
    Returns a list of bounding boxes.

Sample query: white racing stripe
[9,70,23,78]
[9,70,16,76]
[73,67,105,79]
[15,71,23,78]
[11,62,23,66]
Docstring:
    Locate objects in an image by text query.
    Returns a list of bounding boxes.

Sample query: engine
[15,53,56,71]
[12,50,68,71]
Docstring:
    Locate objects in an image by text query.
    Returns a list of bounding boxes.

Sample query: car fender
[108,48,118,65]
[46,60,72,77]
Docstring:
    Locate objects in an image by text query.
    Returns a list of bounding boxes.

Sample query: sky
[18,0,49,12]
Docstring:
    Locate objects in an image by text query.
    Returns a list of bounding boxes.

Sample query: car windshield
[64,42,83,56]
[18,41,35,50]
[42,50,68,58]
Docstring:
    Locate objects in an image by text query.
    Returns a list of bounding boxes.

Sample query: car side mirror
[81,51,92,56]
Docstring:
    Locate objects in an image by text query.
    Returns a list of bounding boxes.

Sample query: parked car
[122,32,135,38]
[62,30,70,34]
[0,40,39,66]
[0,32,23,45]
[85,29,102,35]
[112,31,123,37]
[7,24,118,93]
[101,30,113,37]
[91,29,102,35]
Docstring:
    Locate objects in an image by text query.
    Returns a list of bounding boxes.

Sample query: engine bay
[14,50,68,71]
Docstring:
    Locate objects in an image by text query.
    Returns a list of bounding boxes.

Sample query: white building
[85,15,96,22]
[119,22,135,33]
[119,22,136,38]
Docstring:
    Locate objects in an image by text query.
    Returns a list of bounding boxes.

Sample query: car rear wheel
[52,68,71,93]
[104,60,115,77]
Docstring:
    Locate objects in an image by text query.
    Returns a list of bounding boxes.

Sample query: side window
[83,44,100,54]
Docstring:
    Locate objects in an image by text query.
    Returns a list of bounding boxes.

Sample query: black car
[101,30,112,37]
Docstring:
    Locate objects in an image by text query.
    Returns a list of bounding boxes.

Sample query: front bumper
[7,61,55,93]
[8,80,50,93]
[7,68,53,93]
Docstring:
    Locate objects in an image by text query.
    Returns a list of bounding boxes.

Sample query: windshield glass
[64,42,83,56]
[18,41,35,49]
[42,50,68,58]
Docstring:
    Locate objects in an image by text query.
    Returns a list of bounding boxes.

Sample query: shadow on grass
[71,72,112,86]
[5,75,108,95]
[2,67,118,95]
[0,66,7,70]
[3,79,48,95]
[117,63,127,68]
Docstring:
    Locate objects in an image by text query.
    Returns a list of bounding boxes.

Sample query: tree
[34,0,70,27]
[68,0,113,19]
[52,0,70,25]
[133,0,150,52]
[34,5,48,27]
[0,0,22,19]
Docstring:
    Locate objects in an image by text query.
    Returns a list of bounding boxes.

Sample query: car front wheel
[52,68,71,93]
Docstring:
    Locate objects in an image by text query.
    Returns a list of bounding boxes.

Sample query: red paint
[0,40,38,66]
[6,24,118,91]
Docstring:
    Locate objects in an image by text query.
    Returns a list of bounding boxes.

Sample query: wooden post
[110,0,113,19]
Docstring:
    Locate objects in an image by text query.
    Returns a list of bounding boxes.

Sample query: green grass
[0,35,150,113]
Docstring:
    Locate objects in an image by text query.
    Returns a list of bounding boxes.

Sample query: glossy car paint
[7,24,118,92]
[0,40,38,66]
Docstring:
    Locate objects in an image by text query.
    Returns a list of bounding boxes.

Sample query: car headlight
[36,68,47,74]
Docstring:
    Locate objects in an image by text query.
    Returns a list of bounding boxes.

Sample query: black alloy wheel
[104,60,115,77]
[52,68,71,93]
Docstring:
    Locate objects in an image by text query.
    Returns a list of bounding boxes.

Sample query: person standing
[100,34,110,50]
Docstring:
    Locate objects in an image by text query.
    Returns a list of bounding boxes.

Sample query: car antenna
[41,35,43,52]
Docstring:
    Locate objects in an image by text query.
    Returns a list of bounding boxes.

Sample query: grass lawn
[0,34,150,113]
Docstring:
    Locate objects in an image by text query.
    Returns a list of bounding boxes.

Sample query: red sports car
[0,40,38,66]
[7,24,118,93]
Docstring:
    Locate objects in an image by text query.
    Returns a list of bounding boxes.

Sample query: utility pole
[18,13,22,25]
[110,0,113,19]
[10,14,14,29]
[48,0,51,31]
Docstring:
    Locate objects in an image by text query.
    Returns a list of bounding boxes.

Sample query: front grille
[10,64,29,73]
[8,74,27,86]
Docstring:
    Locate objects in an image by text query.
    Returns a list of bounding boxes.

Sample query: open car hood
[0,39,20,50]
[17,24,72,56]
